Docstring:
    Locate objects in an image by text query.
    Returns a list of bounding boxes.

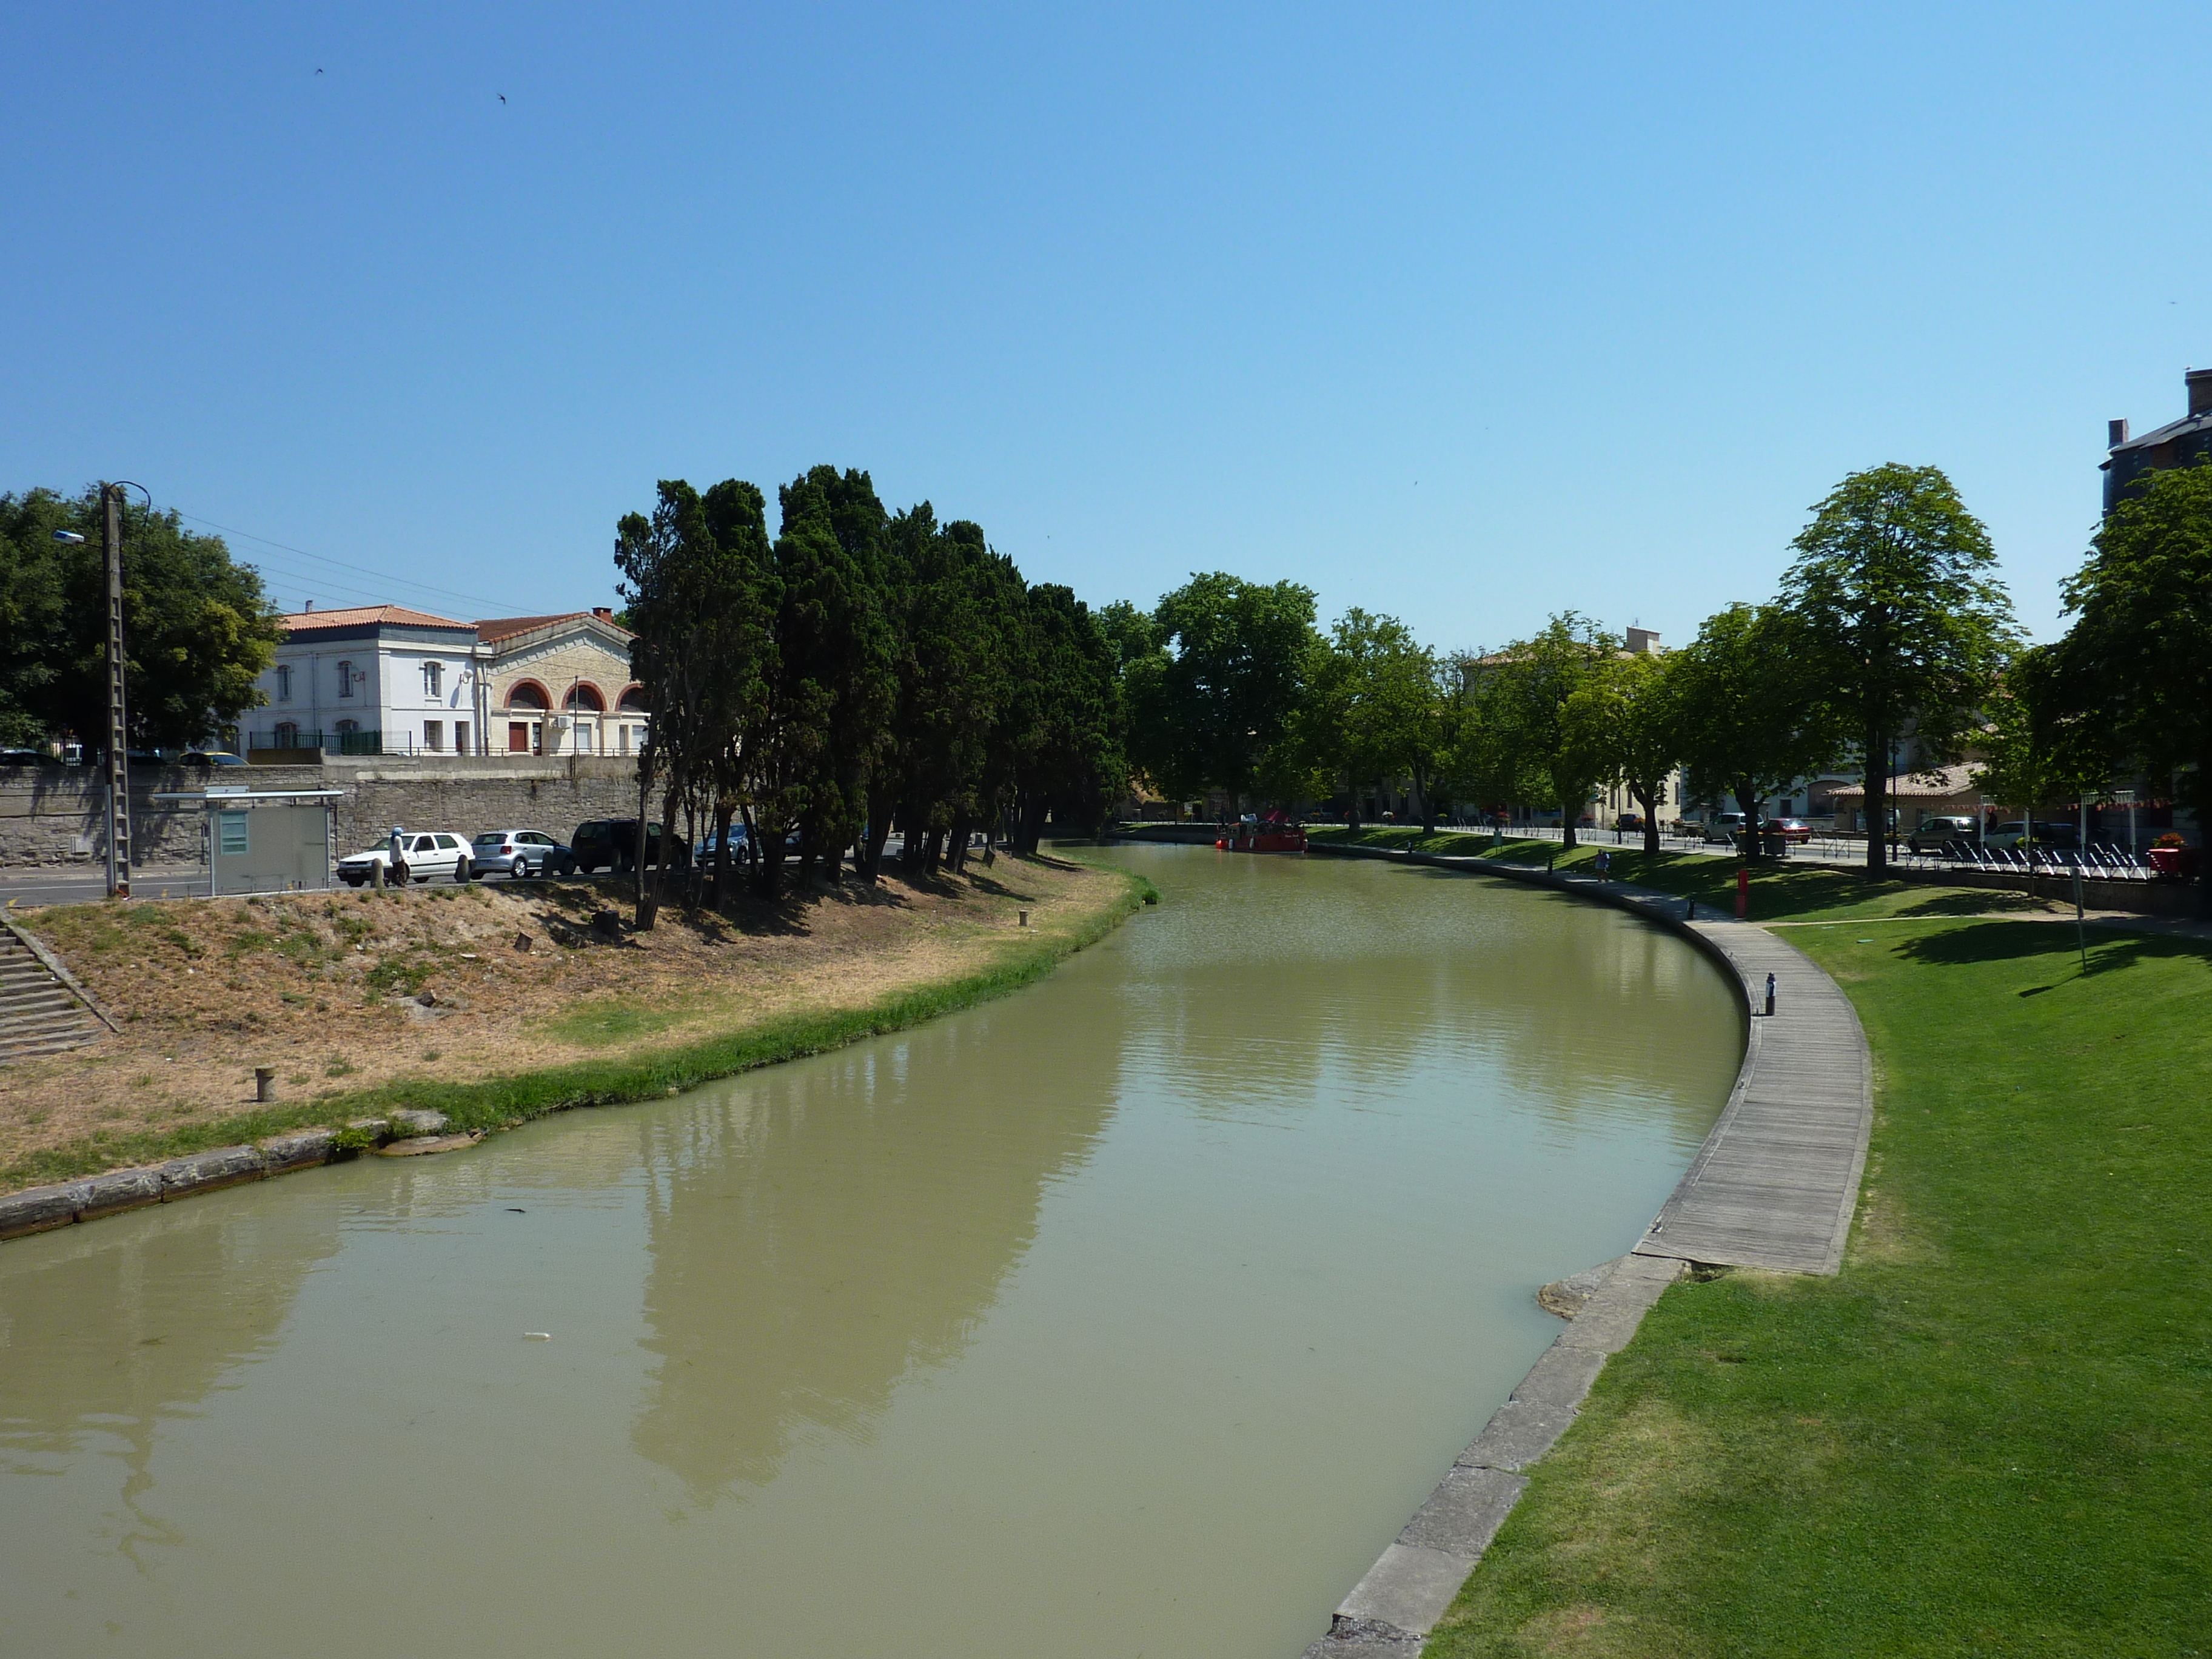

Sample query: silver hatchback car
[469,829,574,877]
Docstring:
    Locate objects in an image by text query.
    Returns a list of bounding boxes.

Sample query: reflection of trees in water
[631,998,1123,1502]
[0,1199,338,1566]
[1118,862,1737,1142]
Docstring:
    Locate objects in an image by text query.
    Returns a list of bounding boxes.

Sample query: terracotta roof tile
[280,604,474,631]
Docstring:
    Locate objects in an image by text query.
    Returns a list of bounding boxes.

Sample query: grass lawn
[1415,897,2212,1654]
[1306,825,2068,923]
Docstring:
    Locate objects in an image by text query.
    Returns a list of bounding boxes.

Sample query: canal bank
[0,853,1154,1211]
[0,843,1741,1659]
[1296,836,1872,1656]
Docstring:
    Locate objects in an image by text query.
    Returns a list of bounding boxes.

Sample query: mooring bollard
[1764,973,1777,1017]
[254,1067,276,1103]
[370,859,384,891]
[1684,896,1695,920]
[1017,909,1031,928]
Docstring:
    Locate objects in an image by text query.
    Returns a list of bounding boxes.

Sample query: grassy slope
[1409,886,2212,1652]
[3,861,1157,1191]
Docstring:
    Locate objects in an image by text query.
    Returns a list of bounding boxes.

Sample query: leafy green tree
[768,468,896,889]
[1142,573,1317,807]
[698,478,780,907]
[1481,613,1615,848]
[1296,609,1443,828]
[1972,646,2109,892]
[1569,648,1684,856]
[1669,605,1840,861]
[616,479,771,928]
[2046,459,2212,913]
[999,584,1125,851]
[1781,464,2016,874]
[0,487,281,751]
[872,509,1009,877]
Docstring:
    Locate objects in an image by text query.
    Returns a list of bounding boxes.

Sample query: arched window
[273,720,298,748]
[275,663,292,702]
[564,683,605,712]
[507,681,549,711]
[336,660,354,699]
[617,686,649,712]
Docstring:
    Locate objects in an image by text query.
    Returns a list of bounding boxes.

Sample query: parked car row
[336,820,694,886]
[1697,814,1815,845]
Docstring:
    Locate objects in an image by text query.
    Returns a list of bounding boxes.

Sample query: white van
[1701,812,1747,844]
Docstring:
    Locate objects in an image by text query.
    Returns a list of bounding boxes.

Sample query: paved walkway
[1298,842,1876,1655]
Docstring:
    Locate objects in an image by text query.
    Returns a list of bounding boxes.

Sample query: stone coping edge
[1301,1253,1686,1655]
[0,1110,452,1242]
[1297,839,1860,1653]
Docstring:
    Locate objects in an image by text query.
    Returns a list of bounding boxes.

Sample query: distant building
[2102,368,2212,514]
[475,610,645,757]
[250,603,641,758]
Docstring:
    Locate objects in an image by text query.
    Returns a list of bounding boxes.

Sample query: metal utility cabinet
[155,788,344,895]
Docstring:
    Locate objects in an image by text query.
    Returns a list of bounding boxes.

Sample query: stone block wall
[0,757,646,871]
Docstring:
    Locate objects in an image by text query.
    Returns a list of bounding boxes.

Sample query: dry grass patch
[1,854,1133,1189]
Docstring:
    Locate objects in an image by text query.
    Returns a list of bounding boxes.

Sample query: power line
[173,510,515,614]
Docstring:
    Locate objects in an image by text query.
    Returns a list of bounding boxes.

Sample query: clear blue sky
[8,3,2208,647]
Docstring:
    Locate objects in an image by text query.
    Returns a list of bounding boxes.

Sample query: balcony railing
[246,729,383,757]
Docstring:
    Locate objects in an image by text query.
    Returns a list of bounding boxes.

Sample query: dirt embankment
[1,854,1131,1189]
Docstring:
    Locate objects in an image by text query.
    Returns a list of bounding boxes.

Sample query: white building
[248,604,643,759]
[250,605,488,757]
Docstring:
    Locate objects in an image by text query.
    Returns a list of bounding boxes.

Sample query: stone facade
[476,613,645,759]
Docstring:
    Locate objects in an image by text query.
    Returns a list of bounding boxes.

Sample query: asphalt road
[0,869,206,909]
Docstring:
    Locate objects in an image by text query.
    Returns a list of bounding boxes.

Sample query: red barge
[1215,810,1307,853]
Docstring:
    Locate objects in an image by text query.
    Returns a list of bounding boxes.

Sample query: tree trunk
[860,811,893,885]
[1634,782,1661,857]
[711,799,735,912]
[947,811,973,876]
[2199,744,2212,920]
[640,763,683,931]
[1018,793,1048,854]
[1415,765,1436,835]
[1734,778,1764,864]
[1560,789,1578,851]
[632,748,657,928]
[1345,771,1362,831]
[1865,723,1889,876]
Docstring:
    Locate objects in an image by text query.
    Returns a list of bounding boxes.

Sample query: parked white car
[1701,812,1748,844]
[337,831,472,887]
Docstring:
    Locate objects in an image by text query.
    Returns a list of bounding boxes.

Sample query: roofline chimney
[2108,418,2129,448]
[2189,367,2212,418]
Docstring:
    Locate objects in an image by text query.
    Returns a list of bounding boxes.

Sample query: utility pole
[102,483,132,899]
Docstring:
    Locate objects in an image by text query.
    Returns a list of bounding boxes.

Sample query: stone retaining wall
[1,757,645,871]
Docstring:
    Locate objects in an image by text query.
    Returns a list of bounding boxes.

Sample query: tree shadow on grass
[1891,920,2212,982]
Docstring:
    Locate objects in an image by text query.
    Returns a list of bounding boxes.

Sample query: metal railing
[246,729,384,756]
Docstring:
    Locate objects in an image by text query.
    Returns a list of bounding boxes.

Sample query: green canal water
[0,846,1741,1658]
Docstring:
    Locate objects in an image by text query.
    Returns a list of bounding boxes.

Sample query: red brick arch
[617,682,649,712]
[504,677,552,712]
[563,680,608,711]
